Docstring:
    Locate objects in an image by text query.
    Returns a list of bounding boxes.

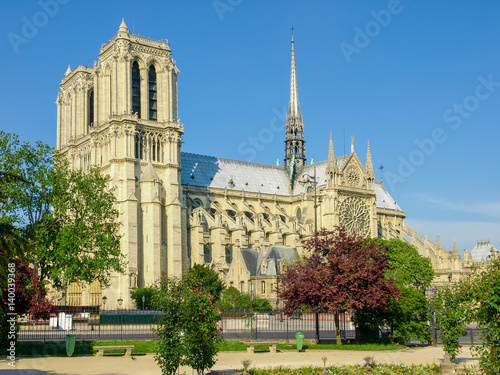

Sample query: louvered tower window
[132,61,141,117]
[88,90,94,128]
[148,65,157,121]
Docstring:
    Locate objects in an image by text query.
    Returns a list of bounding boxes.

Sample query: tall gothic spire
[452,235,460,255]
[326,133,335,171]
[366,141,375,181]
[284,33,306,170]
[328,133,335,162]
[326,133,336,187]
[289,35,300,119]
[436,233,442,249]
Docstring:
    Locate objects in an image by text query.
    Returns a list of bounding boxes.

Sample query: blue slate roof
[240,248,259,276]
[239,245,300,277]
[181,152,290,196]
[180,152,403,212]
[375,182,403,211]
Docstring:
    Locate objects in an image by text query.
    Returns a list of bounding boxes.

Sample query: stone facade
[56,21,473,308]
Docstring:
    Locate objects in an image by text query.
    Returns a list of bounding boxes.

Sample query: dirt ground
[1,346,479,374]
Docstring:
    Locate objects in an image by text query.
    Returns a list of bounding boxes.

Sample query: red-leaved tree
[278,227,399,344]
[2,259,56,320]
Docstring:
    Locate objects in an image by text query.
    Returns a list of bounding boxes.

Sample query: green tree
[0,222,27,291]
[0,133,27,288]
[0,170,29,303]
[153,278,185,375]
[217,286,241,308]
[216,286,272,311]
[0,133,125,303]
[0,132,52,231]
[384,238,434,292]
[182,287,222,374]
[36,153,126,301]
[14,140,53,253]
[154,278,221,375]
[354,239,434,343]
[431,282,470,362]
[252,297,273,312]
[183,264,225,302]
[0,133,32,352]
[468,252,500,374]
[130,286,156,310]
[0,132,23,224]
[431,250,500,370]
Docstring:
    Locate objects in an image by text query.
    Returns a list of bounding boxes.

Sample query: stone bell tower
[56,19,185,308]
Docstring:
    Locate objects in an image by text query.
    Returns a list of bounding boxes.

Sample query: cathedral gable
[338,153,369,190]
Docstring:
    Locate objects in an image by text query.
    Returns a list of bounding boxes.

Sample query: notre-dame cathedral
[56,20,478,309]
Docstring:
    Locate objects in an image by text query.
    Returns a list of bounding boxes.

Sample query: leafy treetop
[183,264,225,302]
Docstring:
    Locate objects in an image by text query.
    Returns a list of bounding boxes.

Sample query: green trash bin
[245,318,251,328]
[65,334,76,357]
[295,332,304,351]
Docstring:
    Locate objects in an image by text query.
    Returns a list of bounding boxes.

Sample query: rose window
[346,166,361,187]
[339,197,370,237]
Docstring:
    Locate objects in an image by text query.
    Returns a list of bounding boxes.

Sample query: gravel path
[1,346,479,374]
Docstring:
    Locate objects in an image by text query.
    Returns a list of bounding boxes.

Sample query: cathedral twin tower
[57,20,184,307]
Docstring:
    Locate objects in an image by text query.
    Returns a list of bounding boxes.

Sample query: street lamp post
[102,296,107,311]
[100,296,107,339]
[250,284,255,338]
[298,166,321,342]
[298,166,318,234]
[117,298,123,340]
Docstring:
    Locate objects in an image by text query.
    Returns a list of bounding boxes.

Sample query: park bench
[93,345,135,357]
[244,341,280,353]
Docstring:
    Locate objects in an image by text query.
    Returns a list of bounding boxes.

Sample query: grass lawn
[16,340,404,356]
[16,340,157,356]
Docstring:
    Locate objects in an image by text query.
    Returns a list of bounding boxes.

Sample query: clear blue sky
[1,0,499,253]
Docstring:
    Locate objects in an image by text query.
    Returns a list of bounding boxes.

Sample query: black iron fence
[21,307,488,346]
[18,309,157,341]
[17,307,355,342]
[219,309,355,341]
[432,327,487,347]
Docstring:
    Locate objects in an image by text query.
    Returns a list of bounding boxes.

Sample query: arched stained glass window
[148,65,157,121]
[88,90,94,128]
[132,61,141,117]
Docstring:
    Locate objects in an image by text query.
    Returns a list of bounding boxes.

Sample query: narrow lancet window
[132,61,141,117]
[88,90,94,128]
[148,65,157,121]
